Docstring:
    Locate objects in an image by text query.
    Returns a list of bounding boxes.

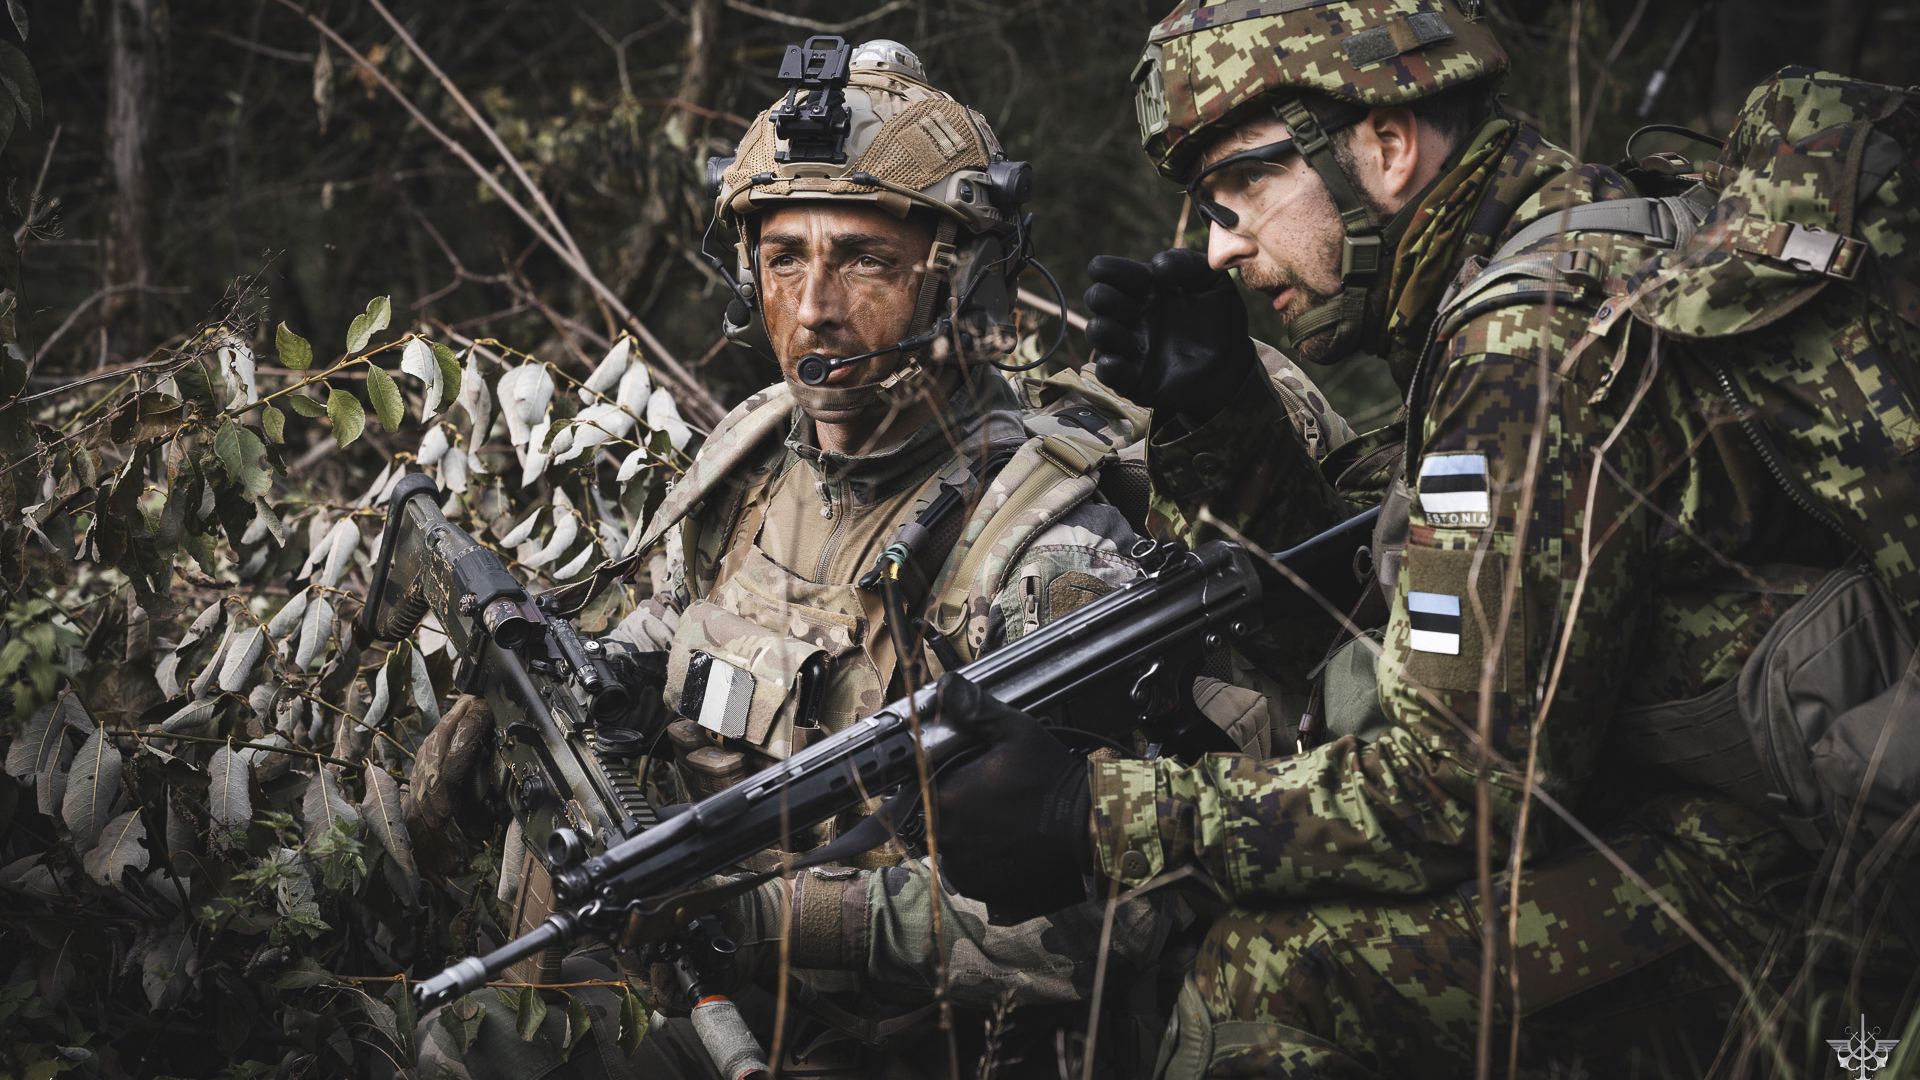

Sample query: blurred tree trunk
[617,0,722,310]
[1818,0,1875,74]
[102,0,159,363]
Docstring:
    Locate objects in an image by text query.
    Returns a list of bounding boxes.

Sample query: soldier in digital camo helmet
[413,36,1354,1080]
[926,1,1920,1076]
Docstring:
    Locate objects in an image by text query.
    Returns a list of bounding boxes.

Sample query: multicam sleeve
[1093,303,1662,903]
[1146,365,1351,551]
[985,500,1145,648]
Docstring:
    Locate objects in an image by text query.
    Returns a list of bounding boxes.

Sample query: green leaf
[81,809,148,888]
[207,746,252,846]
[327,389,365,448]
[359,767,416,902]
[345,295,391,354]
[432,343,462,410]
[276,322,312,370]
[213,421,273,496]
[354,990,402,1051]
[618,988,647,1060]
[270,959,331,989]
[262,404,285,444]
[365,365,404,430]
[0,41,40,134]
[562,993,591,1056]
[443,995,484,1054]
[4,701,60,781]
[284,394,327,418]
[514,984,546,1042]
[62,729,121,850]
[7,1,26,41]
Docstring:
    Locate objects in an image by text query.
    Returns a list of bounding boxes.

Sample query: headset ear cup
[722,295,774,359]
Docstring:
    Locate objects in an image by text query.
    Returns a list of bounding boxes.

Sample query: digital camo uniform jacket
[1107,101,1920,1077]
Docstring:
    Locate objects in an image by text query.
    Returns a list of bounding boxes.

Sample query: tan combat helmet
[1134,0,1508,360]
[703,37,1043,407]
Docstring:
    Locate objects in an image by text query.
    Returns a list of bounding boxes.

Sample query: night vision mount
[772,35,853,165]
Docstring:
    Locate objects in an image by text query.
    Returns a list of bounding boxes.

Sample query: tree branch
[274,0,725,428]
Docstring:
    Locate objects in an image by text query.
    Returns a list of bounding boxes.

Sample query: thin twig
[14,122,62,247]
[1078,869,1126,1080]
[1578,0,1653,147]
[109,728,367,773]
[35,284,189,365]
[636,97,751,129]
[275,0,723,428]
[1566,0,1586,157]
[723,0,911,35]
[1014,287,1088,331]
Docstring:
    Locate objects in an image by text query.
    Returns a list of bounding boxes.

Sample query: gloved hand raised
[1085,247,1258,425]
[926,673,1091,918]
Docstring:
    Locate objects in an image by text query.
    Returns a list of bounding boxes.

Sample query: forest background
[0,1,1915,1078]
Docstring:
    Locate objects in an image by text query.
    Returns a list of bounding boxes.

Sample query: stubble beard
[1241,257,1344,365]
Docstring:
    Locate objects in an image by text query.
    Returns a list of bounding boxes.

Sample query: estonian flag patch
[1418,453,1490,526]
[1407,591,1463,655]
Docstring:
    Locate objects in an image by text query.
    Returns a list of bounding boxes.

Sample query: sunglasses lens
[1195,198,1237,229]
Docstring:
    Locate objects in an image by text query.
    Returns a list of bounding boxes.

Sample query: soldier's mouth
[1270,287,1295,313]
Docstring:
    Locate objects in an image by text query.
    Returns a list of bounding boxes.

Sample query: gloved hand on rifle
[404,695,495,875]
[925,673,1093,919]
[1085,247,1258,428]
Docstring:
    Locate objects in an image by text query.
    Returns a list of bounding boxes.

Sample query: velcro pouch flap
[667,599,825,745]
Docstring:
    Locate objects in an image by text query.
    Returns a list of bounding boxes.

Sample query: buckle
[1292,115,1332,156]
[1773,223,1865,281]
[1341,235,1383,282]
[1553,248,1601,291]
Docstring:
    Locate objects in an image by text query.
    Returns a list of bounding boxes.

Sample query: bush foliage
[1,0,1914,1077]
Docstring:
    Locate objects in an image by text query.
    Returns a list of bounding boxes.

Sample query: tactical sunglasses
[1186,114,1358,230]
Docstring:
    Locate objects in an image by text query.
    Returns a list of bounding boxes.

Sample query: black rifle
[360,474,667,877]
[370,473,1376,1013]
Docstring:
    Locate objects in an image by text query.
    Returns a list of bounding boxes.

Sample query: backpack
[1428,68,1920,883]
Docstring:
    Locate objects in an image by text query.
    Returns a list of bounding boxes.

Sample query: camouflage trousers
[1157,794,1917,1079]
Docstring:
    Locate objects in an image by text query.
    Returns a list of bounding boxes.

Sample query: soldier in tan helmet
[921,1,1920,1077]
[414,36,1353,1080]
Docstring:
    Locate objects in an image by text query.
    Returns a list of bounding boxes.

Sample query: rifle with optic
[359,474,1377,1014]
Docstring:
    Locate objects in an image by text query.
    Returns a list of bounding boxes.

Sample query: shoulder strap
[926,432,1110,658]
[634,385,795,554]
[1433,192,1716,337]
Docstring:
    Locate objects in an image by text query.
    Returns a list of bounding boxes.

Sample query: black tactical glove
[927,673,1091,917]
[1085,247,1258,426]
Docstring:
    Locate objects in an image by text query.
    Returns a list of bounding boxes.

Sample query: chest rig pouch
[665,467,903,775]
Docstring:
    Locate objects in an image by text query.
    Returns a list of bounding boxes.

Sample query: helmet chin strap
[1269,97,1387,362]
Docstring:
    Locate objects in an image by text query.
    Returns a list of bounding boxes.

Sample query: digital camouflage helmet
[1134,0,1507,359]
[704,37,1039,415]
